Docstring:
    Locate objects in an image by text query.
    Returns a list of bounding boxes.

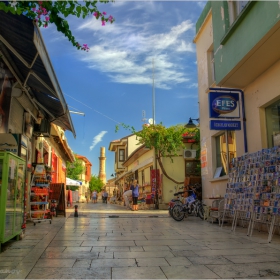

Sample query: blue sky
[41,1,206,180]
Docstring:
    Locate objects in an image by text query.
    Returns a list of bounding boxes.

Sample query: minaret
[98,147,106,184]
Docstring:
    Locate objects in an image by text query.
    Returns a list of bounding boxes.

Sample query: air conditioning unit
[183,149,196,159]
[33,119,51,137]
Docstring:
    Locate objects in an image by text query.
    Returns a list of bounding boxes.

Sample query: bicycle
[168,186,184,217]
[171,186,205,221]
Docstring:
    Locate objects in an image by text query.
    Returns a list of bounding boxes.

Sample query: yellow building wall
[244,59,280,152]
[161,143,199,204]
[127,135,138,157]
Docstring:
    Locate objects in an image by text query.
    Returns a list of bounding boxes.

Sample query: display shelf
[30,202,48,205]
[29,164,52,225]
[34,184,49,187]
[224,146,280,242]
[0,152,25,252]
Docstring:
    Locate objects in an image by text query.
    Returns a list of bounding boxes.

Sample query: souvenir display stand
[224,146,280,242]
[49,183,66,217]
[0,151,25,251]
[29,164,52,225]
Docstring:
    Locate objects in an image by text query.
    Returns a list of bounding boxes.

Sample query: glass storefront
[266,100,280,147]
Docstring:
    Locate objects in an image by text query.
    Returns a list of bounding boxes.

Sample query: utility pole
[152,58,159,209]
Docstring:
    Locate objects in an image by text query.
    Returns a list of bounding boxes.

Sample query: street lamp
[185,117,199,128]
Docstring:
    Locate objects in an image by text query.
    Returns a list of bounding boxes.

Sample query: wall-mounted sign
[150,169,160,196]
[0,133,19,154]
[209,92,240,118]
[210,120,241,130]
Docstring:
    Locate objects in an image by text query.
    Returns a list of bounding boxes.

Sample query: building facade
[76,155,92,202]
[194,1,280,204]
[0,11,76,220]
[108,129,200,208]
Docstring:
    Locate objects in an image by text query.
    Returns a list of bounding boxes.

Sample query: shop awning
[0,11,76,137]
[115,170,133,183]
[131,157,153,172]
[66,177,82,186]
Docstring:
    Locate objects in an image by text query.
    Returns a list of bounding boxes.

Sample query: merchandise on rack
[224,146,280,241]
[29,164,52,225]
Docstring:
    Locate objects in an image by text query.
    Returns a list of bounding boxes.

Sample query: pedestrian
[103,189,108,204]
[130,179,139,211]
[85,194,89,203]
[92,190,97,203]
[123,186,132,210]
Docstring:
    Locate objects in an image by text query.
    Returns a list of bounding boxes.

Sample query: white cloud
[188,83,198,88]
[43,2,199,90]
[197,1,207,9]
[176,41,195,52]
[90,131,108,151]
[77,18,195,89]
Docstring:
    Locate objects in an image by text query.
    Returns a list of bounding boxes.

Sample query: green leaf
[76,5,81,14]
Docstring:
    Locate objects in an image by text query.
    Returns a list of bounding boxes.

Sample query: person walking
[130,179,139,211]
[92,190,97,203]
[85,193,89,203]
[103,190,108,204]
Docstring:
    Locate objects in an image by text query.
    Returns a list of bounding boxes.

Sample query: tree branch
[157,156,184,185]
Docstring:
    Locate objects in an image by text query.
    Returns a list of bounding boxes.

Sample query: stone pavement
[1,201,280,279]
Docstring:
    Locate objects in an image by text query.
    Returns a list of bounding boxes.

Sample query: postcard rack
[223,146,280,242]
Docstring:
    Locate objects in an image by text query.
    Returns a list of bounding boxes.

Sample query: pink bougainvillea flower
[102,11,106,15]
[102,20,105,26]
[93,12,98,18]
[108,15,114,23]
[45,16,49,21]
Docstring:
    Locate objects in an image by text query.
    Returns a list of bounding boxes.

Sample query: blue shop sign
[209,92,240,118]
[210,120,241,130]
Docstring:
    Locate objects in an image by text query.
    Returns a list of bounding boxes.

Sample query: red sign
[150,169,160,196]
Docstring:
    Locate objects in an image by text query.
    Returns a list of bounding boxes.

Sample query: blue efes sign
[209,92,240,118]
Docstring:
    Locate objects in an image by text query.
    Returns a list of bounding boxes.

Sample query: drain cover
[109,215,119,218]
[148,216,158,218]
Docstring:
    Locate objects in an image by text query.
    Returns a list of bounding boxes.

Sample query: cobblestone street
[1,202,280,279]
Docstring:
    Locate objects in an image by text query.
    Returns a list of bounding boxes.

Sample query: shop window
[185,160,200,176]
[228,0,249,25]
[266,100,280,147]
[119,149,125,162]
[215,131,236,176]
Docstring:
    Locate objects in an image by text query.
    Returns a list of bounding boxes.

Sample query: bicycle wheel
[171,205,185,221]
[169,200,183,217]
[198,205,205,220]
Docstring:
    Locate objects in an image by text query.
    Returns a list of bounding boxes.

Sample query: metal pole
[152,58,159,209]
[152,58,155,125]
